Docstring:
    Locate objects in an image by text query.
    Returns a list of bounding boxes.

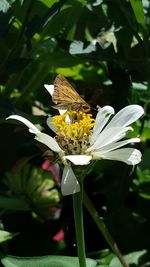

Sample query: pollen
[51,111,95,154]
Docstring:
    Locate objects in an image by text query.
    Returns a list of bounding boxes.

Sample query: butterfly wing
[52,74,90,111]
[53,75,84,104]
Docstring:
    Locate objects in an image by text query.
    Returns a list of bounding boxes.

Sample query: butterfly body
[52,75,91,112]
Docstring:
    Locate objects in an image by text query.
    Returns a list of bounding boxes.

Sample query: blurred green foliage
[4,163,61,218]
[1,0,150,266]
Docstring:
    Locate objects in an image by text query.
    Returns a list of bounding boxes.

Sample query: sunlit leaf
[0,230,17,243]
[69,41,96,54]
[38,0,58,8]
[0,0,24,13]
[0,0,10,12]
[1,256,98,267]
[132,82,147,91]
[110,250,147,267]
[129,0,145,28]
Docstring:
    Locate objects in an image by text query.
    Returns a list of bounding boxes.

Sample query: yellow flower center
[51,111,95,155]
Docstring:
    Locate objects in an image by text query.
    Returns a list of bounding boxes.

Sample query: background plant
[1,0,150,266]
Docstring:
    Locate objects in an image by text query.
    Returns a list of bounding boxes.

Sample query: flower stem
[83,191,129,267]
[73,179,86,267]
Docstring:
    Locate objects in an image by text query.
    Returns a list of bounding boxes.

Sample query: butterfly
[52,74,91,112]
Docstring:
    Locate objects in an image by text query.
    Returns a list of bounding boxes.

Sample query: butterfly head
[80,103,91,113]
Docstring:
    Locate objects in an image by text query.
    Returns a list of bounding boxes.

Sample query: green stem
[73,179,86,267]
[83,191,129,267]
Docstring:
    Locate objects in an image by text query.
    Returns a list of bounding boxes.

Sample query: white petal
[105,105,144,129]
[65,155,92,165]
[91,138,140,154]
[46,116,57,133]
[35,132,62,153]
[61,165,80,196]
[93,148,142,165]
[44,84,54,96]
[6,115,40,134]
[87,127,132,152]
[65,114,71,123]
[59,109,67,115]
[91,106,115,142]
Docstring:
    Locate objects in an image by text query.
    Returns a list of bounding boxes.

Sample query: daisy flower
[7,84,144,196]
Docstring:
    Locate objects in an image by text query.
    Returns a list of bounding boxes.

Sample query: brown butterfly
[52,74,91,112]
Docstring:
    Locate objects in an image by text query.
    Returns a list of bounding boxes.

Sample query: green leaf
[132,82,147,90]
[1,255,98,267]
[0,0,17,12]
[0,196,29,211]
[38,0,61,8]
[0,0,10,12]
[69,41,96,55]
[0,230,16,243]
[110,250,146,267]
[19,0,24,4]
[43,1,85,39]
[129,0,145,28]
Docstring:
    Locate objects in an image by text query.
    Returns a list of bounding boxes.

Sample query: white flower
[49,105,143,167]
[7,84,144,196]
[6,114,80,196]
[48,104,143,195]
[86,105,144,165]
